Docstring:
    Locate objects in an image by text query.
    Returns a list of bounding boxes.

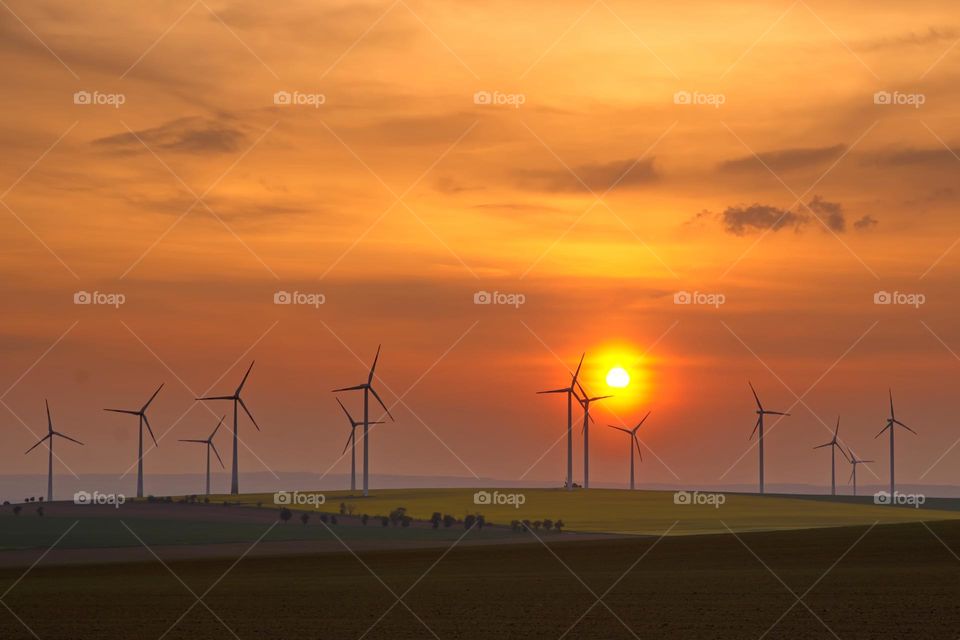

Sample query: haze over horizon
[3,0,960,496]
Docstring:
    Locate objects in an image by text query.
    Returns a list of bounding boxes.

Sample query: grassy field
[231,488,960,535]
[1,520,958,639]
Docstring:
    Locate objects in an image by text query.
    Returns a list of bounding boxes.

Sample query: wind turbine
[332,345,394,497]
[749,382,790,495]
[844,448,874,497]
[197,361,261,495]
[875,389,916,500]
[336,397,385,492]
[576,384,611,489]
[104,383,163,498]
[608,412,649,490]
[24,400,84,501]
[179,416,225,496]
[813,416,844,496]
[537,353,585,491]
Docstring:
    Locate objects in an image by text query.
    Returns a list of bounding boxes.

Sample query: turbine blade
[142,414,159,447]
[45,399,53,433]
[210,441,225,468]
[571,352,585,385]
[537,388,568,395]
[341,428,354,455]
[142,383,164,412]
[834,415,840,438]
[748,382,762,410]
[55,432,84,446]
[750,416,760,440]
[888,388,895,420]
[236,361,255,394]
[849,468,855,483]
[875,423,891,439]
[368,345,382,384]
[896,420,918,435]
[765,411,790,416]
[333,384,366,392]
[369,386,394,421]
[104,408,139,415]
[179,439,207,443]
[336,397,355,424]
[197,395,234,401]
[239,398,261,431]
[813,443,831,449]
[633,435,643,463]
[24,434,51,454]
[608,425,631,435]
[591,395,613,401]
[210,416,225,440]
[634,411,651,431]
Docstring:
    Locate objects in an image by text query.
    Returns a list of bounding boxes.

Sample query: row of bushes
[511,519,564,533]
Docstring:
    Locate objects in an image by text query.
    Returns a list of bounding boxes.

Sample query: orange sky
[2,0,960,491]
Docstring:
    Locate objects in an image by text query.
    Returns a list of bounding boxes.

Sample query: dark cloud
[719,145,846,173]
[807,195,845,232]
[713,197,874,235]
[519,157,658,192]
[869,147,960,167]
[92,117,247,154]
[857,27,958,51]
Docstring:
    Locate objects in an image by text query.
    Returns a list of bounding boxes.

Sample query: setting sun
[606,367,631,388]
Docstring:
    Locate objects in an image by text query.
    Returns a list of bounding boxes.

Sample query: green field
[231,488,960,535]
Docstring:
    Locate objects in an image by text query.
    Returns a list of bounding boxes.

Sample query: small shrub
[320,513,329,523]
[400,516,411,528]
[442,514,456,528]
[361,514,369,526]
[542,519,553,531]
[554,519,564,533]
[380,516,389,527]
[36,507,44,517]
[300,513,310,525]
[13,505,22,516]
[477,515,486,530]
[279,508,292,523]
[464,514,477,530]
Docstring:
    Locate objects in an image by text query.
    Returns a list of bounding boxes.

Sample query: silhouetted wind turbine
[875,389,916,499]
[844,447,873,497]
[179,416,225,496]
[576,384,611,489]
[332,345,394,497]
[813,416,844,496]
[749,382,790,495]
[336,397,385,492]
[197,361,261,495]
[608,412,649,490]
[24,400,83,501]
[104,383,163,498]
[538,353,585,491]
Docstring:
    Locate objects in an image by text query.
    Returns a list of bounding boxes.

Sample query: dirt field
[1,519,958,639]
